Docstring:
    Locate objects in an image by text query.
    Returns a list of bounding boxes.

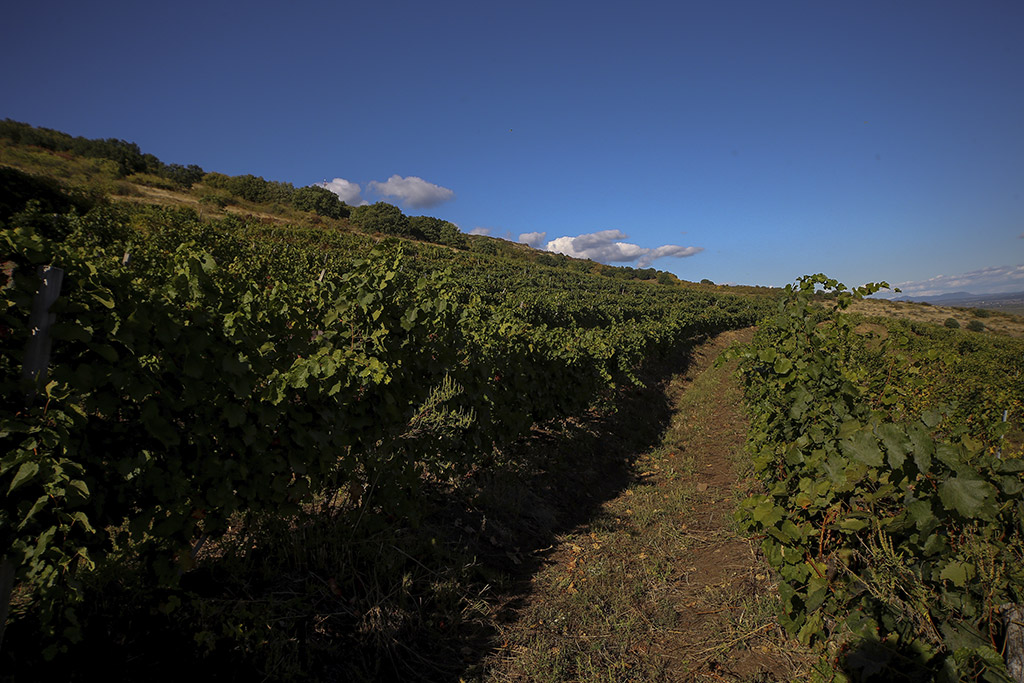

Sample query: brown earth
[483,329,814,682]
[644,329,807,680]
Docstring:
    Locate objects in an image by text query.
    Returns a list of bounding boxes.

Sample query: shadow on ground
[402,339,704,681]
[0,341,701,683]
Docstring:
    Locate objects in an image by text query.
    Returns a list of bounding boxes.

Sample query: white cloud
[367,175,454,209]
[644,244,705,263]
[469,227,492,236]
[884,264,1024,297]
[544,229,703,267]
[316,178,366,205]
[518,231,548,247]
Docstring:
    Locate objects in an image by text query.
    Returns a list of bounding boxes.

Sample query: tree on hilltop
[409,215,467,249]
[350,202,411,236]
[293,185,349,219]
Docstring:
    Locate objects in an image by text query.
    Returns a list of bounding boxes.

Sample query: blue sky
[3,0,1022,295]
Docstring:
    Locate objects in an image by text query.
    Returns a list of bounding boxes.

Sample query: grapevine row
[0,203,768,647]
[733,275,1024,681]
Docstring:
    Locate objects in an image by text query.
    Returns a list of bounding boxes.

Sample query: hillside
[1,123,781,680]
[851,297,1024,338]
[3,123,1023,682]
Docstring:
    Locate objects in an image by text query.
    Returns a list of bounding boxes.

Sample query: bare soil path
[484,329,813,682]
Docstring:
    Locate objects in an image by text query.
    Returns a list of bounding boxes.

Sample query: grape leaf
[938,475,997,519]
[841,430,883,467]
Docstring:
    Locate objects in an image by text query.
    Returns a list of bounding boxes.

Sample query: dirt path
[486,329,812,681]
[645,329,805,680]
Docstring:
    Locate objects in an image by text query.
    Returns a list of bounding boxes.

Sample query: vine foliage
[1,204,767,654]
[733,275,1023,681]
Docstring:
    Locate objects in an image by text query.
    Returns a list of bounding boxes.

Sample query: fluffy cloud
[367,175,454,209]
[316,174,456,209]
[469,227,492,236]
[518,231,548,247]
[887,264,1024,297]
[316,178,366,206]
[544,230,703,267]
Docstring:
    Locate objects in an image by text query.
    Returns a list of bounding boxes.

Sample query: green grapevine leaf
[839,419,862,440]
[751,497,783,526]
[938,561,974,588]
[906,499,933,529]
[774,357,792,374]
[822,454,849,484]
[938,475,997,519]
[907,423,934,474]
[18,495,49,529]
[999,475,1023,496]
[923,532,947,556]
[875,423,908,469]
[935,443,966,473]
[997,457,1024,473]
[841,430,883,467]
[8,461,39,493]
[839,517,869,532]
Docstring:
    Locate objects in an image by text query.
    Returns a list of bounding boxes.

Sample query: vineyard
[2,133,1024,681]
[0,182,768,679]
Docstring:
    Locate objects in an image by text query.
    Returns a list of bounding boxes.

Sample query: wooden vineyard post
[2,265,64,653]
[21,265,64,401]
[1005,604,1024,683]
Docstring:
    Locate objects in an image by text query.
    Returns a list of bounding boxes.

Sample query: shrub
[199,192,228,208]
[944,317,961,329]
[350,202,410,236]
[292,185,348,219]
[201,172,231,189]
[535,253,561,267]
[468,237,498,255]
[407,215,465,248]
[966,320,986,332]
[973,308,992,318]
[160,163,205,188]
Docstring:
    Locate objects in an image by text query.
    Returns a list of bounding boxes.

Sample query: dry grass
[850,298,1024,338]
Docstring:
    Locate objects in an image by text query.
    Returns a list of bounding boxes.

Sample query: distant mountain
[892,290,1024,311]
[898,291,976,303]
